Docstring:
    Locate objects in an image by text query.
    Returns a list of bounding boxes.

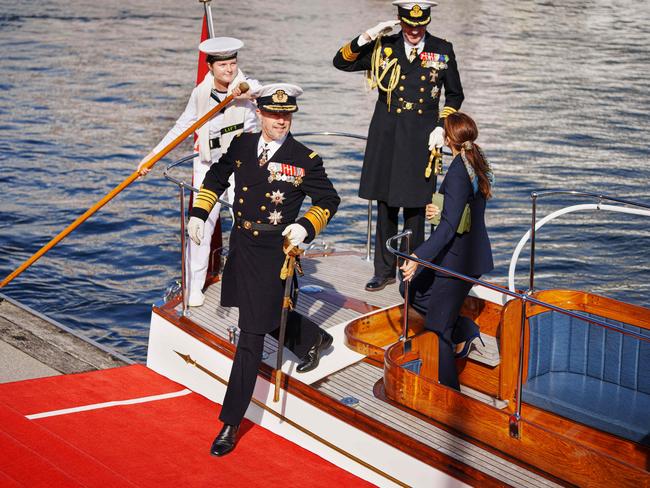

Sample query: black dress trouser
[401,270,479,390]
[374,201,425,279]
[219,311,320,426]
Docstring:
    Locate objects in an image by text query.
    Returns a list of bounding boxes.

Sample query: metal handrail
[386,230,650,439]
[510,190,650,293]
[163,153,230,317]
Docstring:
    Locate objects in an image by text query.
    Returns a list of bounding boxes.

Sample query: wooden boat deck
[182,251,559,487]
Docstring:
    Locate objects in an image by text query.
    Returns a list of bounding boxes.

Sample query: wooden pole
[0,82,250,288]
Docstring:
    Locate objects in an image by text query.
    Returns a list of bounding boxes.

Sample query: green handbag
[427,192,472,234]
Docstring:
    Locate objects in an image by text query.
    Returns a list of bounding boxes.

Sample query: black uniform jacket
[190,132,340,334]
[333,32,464,208]
[414,155,493,277]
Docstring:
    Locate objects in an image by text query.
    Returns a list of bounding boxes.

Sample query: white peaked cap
[198,37,244,58]
[391,1,438,8]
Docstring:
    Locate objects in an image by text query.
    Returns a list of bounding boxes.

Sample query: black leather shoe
[296,329,333,373]
[365,276,396,292]
[210,423,239,457]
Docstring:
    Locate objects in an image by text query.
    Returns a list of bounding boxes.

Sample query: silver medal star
[270,190,285,205]
[268,210,283,225]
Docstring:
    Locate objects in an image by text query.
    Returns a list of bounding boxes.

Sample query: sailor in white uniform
[138,37,260,307]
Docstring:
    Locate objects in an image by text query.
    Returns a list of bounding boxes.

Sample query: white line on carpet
[25,389,193,420]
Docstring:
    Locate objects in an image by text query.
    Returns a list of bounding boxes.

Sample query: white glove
[187,217,204,245]
[428,126,445,151]
[361,20,400,45]
[282,223,308,247]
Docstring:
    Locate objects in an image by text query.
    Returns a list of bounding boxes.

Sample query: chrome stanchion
[386,230,413,352]
[529,193,538,292]
[366,200,373,262]
[509,291,530,439]
[401,230,412,353]
[179,184,189,317]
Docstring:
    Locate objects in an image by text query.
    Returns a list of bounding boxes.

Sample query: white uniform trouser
[187,152,234,295]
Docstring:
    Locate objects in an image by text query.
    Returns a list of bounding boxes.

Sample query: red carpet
[0,365,375,487]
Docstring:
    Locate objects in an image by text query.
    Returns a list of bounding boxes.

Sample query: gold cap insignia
[272,89,289,103]
[411,5,423,17]
[384,47,393,57]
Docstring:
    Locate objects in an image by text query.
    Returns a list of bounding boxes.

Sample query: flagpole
[199,0,215,38]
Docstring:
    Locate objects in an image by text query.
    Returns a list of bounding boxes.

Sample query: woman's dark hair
[444,112,492,199]
[206,54,237,65]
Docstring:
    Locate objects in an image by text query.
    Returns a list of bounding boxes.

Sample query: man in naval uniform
[138,37,261,307]
[333,1,464,291]
[187,83,340,457]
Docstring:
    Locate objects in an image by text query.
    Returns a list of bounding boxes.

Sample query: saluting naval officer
[187,83,340,457]
[138,37,260,307]
[333,1,464,291]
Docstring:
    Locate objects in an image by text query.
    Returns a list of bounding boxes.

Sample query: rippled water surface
[1,0,649,361]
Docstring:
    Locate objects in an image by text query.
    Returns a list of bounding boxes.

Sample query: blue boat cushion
[523,310,650,445]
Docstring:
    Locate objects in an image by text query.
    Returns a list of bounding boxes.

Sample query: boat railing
[509,190,650,293]
[386,229,650,440]
[162,132,449,316]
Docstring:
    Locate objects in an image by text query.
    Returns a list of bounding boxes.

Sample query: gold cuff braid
[340,43,359,62]
[193,187,218,213]
[302,206,331,236]
[440,106,458,118]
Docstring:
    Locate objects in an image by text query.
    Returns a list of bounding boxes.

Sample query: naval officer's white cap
[255,83,303,113]
[198,37,244,60]
[392,1,438,26]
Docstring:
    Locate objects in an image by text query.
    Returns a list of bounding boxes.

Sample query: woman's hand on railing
[399,253,419,282]
[425,203,440,220]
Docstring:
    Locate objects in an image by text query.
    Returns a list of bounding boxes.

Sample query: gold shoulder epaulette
[309,151,318,159]
[303,206,331,237]
[340,42,358,62]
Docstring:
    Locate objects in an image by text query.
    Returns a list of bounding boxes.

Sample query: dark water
[1,0,649,361]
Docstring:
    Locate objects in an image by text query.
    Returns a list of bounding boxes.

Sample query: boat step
[460,384,509,410]
[467,333,500,367]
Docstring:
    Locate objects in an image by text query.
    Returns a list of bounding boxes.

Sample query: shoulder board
[309,151,318,159]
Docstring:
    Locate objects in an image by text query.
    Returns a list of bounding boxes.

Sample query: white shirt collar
[258,133,288,160]
[403,35,425,57]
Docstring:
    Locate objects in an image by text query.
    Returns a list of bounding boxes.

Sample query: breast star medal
[268,210,283,225]
[270,190,285,205]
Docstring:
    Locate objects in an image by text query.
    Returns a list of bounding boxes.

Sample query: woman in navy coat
[400,112,494,390]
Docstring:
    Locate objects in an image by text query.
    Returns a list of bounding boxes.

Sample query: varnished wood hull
[384,334,649,487]
[345,288,650,486]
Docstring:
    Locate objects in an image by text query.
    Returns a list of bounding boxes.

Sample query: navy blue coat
[333,32,464,207]
[414,154,493,277]
[190,132,340,334]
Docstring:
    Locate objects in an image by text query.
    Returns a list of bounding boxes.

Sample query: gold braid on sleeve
[440,106,458,119]
[340,42,358,62]
[302,206,331,237]
[193,187,218,213]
